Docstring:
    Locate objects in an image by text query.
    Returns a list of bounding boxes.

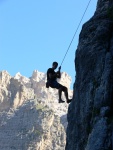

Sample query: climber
[46,61,72,103]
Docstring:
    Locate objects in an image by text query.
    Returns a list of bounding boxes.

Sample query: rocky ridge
[0,70,73,150]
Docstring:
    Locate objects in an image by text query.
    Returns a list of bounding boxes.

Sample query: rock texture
[0,70,73,150]
[66,0,113,150]
[0,100,66,150]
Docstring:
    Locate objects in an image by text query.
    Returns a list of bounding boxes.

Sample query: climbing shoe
[67,99,72,103]
[59,99,65,103]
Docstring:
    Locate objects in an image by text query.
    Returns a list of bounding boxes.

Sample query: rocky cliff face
[0,70,72,150]
[0,100,65,150]
[66,0,113,150]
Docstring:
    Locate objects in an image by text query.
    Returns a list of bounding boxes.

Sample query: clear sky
[0,0,97,89]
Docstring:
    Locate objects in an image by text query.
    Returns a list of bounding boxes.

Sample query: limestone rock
[0,69,73,149]
[0,70,11,86]
[0,71,11,111]
[0,99,66,150]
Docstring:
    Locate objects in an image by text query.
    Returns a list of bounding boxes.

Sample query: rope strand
[60,0,92,66]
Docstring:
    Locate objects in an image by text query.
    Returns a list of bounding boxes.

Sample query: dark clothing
[47,80,62,89]
[46,68,65,90]
[47,68,56,81]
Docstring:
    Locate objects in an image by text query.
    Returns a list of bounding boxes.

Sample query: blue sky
[0,0,97,89]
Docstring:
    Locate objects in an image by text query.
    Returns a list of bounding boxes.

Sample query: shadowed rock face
[66,0,113,150]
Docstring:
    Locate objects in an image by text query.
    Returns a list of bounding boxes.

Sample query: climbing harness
[60,0,92,66]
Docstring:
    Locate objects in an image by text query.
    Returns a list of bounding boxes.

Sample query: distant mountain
[0,70,73,150]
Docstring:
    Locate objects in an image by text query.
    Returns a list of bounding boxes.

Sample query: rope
[60,0,92,66]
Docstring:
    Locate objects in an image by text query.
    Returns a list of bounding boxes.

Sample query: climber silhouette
[46,61,72,103]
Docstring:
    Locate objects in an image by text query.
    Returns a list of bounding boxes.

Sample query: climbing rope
[60,0,92,66]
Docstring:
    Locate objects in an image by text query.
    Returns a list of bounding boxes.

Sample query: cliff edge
[66,0,113,149]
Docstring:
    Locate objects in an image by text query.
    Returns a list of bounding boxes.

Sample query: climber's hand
[58,66,61,71]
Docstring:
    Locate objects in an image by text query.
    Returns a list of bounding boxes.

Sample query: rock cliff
[0,70,72,150]
[66,0,113,150]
